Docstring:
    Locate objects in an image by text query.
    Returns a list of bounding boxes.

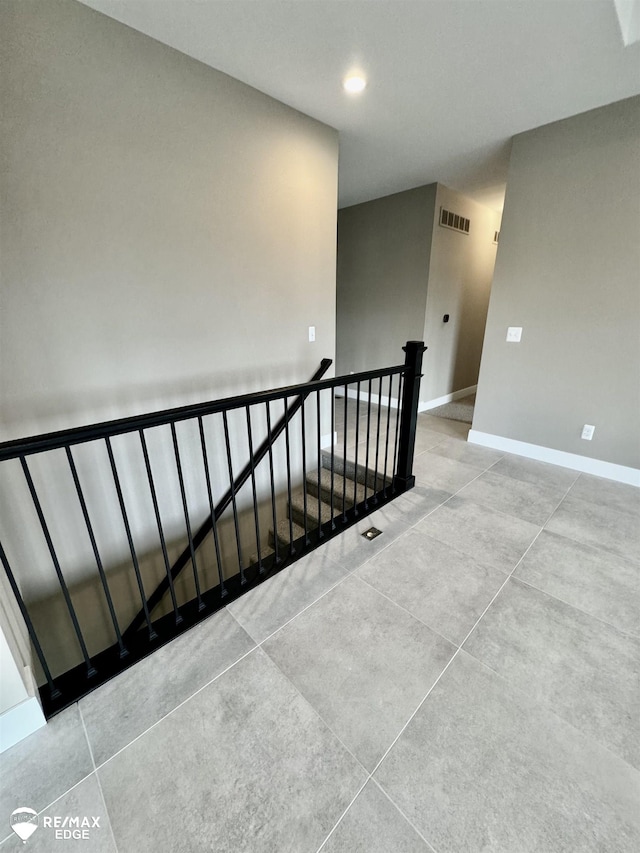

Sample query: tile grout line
[226,551,361,647]
[91,644,259,772]
[538,521,640,566]
[539,526,640,567]
[243,647,376,853]
[355,572,461,649]
[509,575,640,640]
[260,651,370,776]
[313,777,370,853]
[461,646,640,774]
[363,477,576,783]
[401,450,561,547]
[371,777,441,853]
[313,642,459,853]
[79,705,120,853]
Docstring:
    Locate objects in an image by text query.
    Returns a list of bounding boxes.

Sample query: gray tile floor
[2,403,639,852]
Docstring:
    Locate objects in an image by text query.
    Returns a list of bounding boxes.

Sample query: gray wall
[0,0,338,676]
[473,97,640,469]
[421,185,500,403]
[336,182,499,408]
[1,0,338,438]
[336,185,436,375]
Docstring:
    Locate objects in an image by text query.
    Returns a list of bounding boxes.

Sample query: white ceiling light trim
[343,75,367,94]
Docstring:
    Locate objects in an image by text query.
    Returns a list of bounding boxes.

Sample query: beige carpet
[426,393,475,424]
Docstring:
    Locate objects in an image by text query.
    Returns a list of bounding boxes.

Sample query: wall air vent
[493,231,500,244]
[439,207,470,235]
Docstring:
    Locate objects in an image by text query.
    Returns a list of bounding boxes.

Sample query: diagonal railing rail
[121,358,332,642]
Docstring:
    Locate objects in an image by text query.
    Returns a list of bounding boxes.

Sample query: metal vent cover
[439,207,470,235]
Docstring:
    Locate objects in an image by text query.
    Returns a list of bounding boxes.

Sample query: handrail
[121,357,335,641]
[0,342,425,717]
[0,362,406,461]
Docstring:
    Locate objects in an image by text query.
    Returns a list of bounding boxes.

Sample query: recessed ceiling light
[343,75,366,94]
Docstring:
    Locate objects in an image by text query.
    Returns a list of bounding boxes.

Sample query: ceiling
[80,0,640,211]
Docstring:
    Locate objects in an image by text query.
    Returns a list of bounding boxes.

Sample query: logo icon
[10,808,38,843]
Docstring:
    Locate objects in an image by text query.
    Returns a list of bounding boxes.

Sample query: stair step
[269,519,308,551]
[305,468,368,510]
[320,450,392,490]
[248,546,275,567]
[288,489,340,529]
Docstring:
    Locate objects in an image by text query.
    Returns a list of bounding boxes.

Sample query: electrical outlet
[308,326,316,342]
[506,326,522,342]
[581,424,595,441]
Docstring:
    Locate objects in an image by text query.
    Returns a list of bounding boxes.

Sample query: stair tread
[306,468,368,507]
[269,518,308,550]
[320,450,392,488]
[249,546,275,566]
[289,489,340,526]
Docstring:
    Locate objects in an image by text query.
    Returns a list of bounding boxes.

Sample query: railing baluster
[364,379,372,508]
[170,423,204,611]
[330,389,336,530]
[66,446,127,658]
[197,417,226,596]
[283,398,295,555]
[265,402,280,564]
[20,456,96,677]
[0,540,61,700]
[301,399,309,545]
[139,430,182,625]
[316,390,323,541]
[391,373,403,494]
[342,383,348,522]
[383,374,393,498]
[223,411,245,583]
[245,406,263,573]
[373,376,383,503]
[353,381,361,515]
[106,437,157,640]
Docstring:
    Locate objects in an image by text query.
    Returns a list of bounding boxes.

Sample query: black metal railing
[0,341,425,716]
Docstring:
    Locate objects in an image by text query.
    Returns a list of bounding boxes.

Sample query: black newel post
[394,340,427,491]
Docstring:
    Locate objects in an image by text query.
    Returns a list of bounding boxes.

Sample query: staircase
[267,449,391,554]
[0,341,426,716]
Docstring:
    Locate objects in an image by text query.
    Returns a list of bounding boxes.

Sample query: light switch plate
[506,326,522,342]
[308,326,316,342]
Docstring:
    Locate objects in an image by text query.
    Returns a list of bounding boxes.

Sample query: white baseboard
[419,384,477,413]
[0,696,46,753]
[468,430,640,487]
[345,388,400,409]
[340,384,478,416]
